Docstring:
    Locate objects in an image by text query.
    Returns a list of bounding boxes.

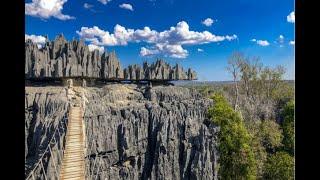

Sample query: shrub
[281,100,294,155]
[264,151,294,180]
[246,119,283,178]
[259,120,283,152]
[209,93,257,180]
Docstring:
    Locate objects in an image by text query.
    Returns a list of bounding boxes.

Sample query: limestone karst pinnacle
[25,35,197,81]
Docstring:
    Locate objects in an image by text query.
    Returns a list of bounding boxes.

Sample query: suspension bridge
[25,80,106,180]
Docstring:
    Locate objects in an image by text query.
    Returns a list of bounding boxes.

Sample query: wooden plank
[60,105,86,180]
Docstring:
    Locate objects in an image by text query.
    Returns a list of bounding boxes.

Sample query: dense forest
[181,52,294,180]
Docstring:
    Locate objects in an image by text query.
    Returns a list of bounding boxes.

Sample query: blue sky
[25,0,295,81]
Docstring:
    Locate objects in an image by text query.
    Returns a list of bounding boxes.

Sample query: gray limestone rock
[25,85,219,180]
[172,63,187,80]
[187,68,197,80]
[84,84,218,180]
[124,68,130,80]
[25,35,197,80]
[127,64,144,80]
[25,87,70,179]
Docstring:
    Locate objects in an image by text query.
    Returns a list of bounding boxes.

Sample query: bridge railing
[25,106,70,180]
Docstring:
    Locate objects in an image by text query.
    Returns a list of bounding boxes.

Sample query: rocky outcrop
[187,68,197,80]
[101,51,123,79]
[25,84,218,180]
[84,84,218,180]
[25,87,70,178]
[25,35,108,78]
[25,35,197,80]
[124,64,144,80]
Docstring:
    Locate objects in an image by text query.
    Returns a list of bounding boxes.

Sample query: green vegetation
[208,93,257,180]
[246,120,283,179]
[194,52,294,179]
[264,151,294,180]
[281,100,294,155]
[255,120,283,152]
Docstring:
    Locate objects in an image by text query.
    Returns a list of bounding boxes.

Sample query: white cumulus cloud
[140,44,188,58]
[289,40,295,45]
[98,0,112,5]
[84,3,93,9]
[25,0,75,20]
[119,3,134,11]
[279,35,284,41]
[88,44,105,53]
[225,35,237,41]
[77,26,121,46]
[25,34,47,48]
[197,48,204,52]
[77,21,237,58]
[257,40,270,46]
[277,35,285,46]
[156,21,237,45]
[251,38,270,46]
[202,18,214,27]
[140,47,159,56]
[287,11,295,23]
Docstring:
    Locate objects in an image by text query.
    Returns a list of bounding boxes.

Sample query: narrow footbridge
[26,86,104,180]
[59,106,86,180]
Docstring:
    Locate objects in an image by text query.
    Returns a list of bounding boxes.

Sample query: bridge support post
[67,79,73,88]
[82,79,87,87]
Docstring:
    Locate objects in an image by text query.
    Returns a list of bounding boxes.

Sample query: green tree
[264,151,294,180]
[199,85,211,97]
[225,52,286,122]
[249,131,267,179]
[246,120,283,178]
[281,100,294,155]
[208,93,257,180]
[259,120,283,152]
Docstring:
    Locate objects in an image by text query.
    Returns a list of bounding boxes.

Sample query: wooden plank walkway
[60,106,86,180]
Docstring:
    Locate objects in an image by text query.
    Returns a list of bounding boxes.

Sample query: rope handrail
[70,87,104,180]
[25,104,70,180]
[26,87,88,179]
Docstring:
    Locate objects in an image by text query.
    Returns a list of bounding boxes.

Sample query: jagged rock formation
[122,60,197,81]
[25,35,121,79]
[101,51,124,79]
[25,87,70,178]
[25,84,218,180]
[25,35,197,80]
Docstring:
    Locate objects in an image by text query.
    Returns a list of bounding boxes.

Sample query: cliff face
[25,87,70,178]
[25,85,218,180]
[25,35,197,80]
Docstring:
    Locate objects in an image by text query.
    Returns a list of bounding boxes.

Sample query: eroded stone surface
[84,84,218,180]
[25,35,197,80]
[25,86,70,179]
[25,84,217,180]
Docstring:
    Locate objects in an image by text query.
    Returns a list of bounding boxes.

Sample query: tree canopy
[209,93,257,180]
